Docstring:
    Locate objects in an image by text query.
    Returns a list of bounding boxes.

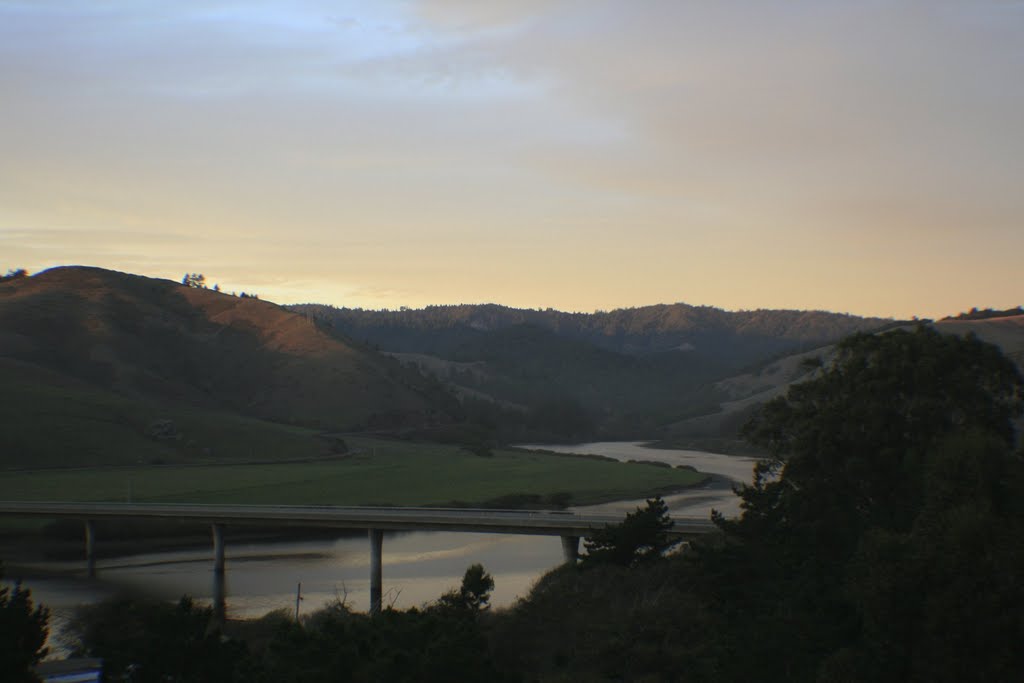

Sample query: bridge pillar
[560,535,580,564]
[211,524,226,623]
[212,523,226,575]
[368,529,383,615]
[84,520,96,578]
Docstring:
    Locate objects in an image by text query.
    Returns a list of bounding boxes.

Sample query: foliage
[63,565,510,683]
[0,565,49,683]
[582,496,679,567]
[736,325,1022,538]
[831,430,1024,682]
[703,326,1024,682]
[66,595,248,682]
[1,268,28,281]
[257,600,514,683]
[943,305,1024,321]
[436,563,495,612]
[181,273,207,288]
[487,558,724,682]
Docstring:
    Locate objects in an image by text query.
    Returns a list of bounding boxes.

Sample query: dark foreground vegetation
[3,326,1024,682]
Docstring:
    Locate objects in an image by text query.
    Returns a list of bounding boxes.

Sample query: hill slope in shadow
[293,301,895,438]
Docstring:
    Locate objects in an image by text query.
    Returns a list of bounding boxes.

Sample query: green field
[0,361,331,469]
[0,438,706,507]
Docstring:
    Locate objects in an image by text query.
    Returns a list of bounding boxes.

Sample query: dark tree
[0,567,49,683]
[437,563,495,612]
[66,595,246,683]
[583,496,679,567]
[735,325,1022,538]
[704,326,1024,682]
[258,569,513,683]
[181,273,206,288]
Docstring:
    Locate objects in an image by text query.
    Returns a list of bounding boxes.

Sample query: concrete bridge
[0,501,716,615]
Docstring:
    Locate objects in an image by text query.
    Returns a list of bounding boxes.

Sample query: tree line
[181,273,258,299]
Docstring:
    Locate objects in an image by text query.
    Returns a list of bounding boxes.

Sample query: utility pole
[295,582,303,621]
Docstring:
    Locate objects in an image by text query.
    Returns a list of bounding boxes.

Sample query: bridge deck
[0,501,716,537]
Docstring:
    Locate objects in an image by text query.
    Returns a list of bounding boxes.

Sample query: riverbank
[521,441,757,519]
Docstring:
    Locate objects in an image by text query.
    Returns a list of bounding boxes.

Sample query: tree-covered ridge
[291,301,896,441]
[293,301,893,356]
[942,305,1024,321]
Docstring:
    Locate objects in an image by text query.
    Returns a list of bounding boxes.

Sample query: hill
[294,302,891,360]
[664,314,1024,447]
[0,267,460,467]
[293,302,895,439]
[934,314,1024,367]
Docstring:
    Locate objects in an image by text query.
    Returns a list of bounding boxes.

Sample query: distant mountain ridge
[292,302,892,360]
[291,302,897,439]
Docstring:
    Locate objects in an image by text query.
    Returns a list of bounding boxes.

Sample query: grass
[0,362,329,469]
[0,438,707,508]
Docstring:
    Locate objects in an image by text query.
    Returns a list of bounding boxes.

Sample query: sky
[1,1,1022,319]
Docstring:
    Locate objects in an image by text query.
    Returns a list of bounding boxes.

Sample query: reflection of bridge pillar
[211,524,226,622]
[560,535,580,564]
[84,520,96,578]
[368,529,383,615]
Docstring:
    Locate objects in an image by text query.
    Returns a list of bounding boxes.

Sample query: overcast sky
[2,1,1022,318]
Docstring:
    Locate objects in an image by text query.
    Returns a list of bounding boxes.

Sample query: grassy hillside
[0,267,460,438]
[0,358,333,469]
[934,314,1024,367]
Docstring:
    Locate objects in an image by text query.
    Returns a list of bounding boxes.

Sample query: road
[0,501,717,538]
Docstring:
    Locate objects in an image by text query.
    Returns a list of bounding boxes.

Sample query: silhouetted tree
[703,325,1024,682]
[181,273,206,288]
[436,563,495,612]
[66,595,246,682]
[0,565,49,683]
[583,496,678,567]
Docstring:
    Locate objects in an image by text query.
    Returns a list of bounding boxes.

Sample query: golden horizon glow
[2,1,1022,320]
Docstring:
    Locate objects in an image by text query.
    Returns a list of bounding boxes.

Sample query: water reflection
[6,443,754,627]
[11,531,566,624]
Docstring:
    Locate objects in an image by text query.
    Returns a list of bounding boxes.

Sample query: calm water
[536,441,758,519]
[6,442,758,637]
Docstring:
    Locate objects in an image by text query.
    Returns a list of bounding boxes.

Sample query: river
[4,442,759,638]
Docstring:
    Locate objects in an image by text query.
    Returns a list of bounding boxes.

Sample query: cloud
[1,1,1022,318]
